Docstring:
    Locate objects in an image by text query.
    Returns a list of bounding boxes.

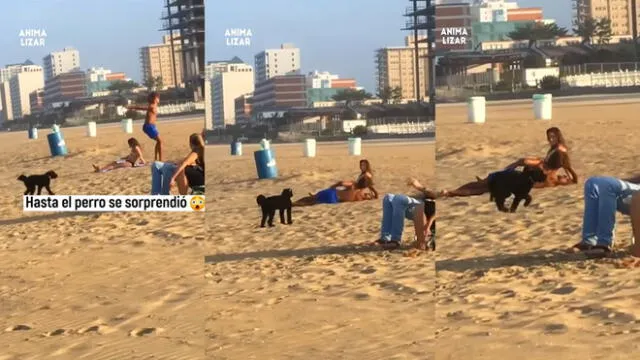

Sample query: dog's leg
[286,206,293,224]
[45,186,55,195]
[36,185,43,195]
[510,196,523,212]
[523,194,533,207]
[279,208,286,224]
[260,209,268,228]
[268,209,275,227]
[495,196,509,212]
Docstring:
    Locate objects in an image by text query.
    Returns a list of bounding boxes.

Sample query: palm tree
[377,86,393,104]
[508,22,569,47]
[391,87,403,104]
[595,18,613,44]
[573,17,598,44]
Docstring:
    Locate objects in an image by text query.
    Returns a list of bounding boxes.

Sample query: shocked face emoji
[190,196,205,211]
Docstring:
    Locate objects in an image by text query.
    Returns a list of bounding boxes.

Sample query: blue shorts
[315,188,339,204]
[487,169,514,182]
[143,123,159,140]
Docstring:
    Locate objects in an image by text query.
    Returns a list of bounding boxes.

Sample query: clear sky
[0,0,168,83]
[206,0,414,94]
[519,0,573,30]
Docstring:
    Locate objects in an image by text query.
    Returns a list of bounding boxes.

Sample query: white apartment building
[470,0,518,23]
[86,67,112,82]
[43,47,80,81]
[307,70,339,89]
[211,62,254,128]
[0,82,13,122]
[9,64,44,119]
[205,56,244,80]
[254,43,301,84]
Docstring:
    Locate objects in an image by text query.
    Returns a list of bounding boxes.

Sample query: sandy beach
[437,100,640,359]
[205,140,435,359]
[0,119,205,359]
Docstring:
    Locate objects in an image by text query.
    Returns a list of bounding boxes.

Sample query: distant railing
[562,70,640,88]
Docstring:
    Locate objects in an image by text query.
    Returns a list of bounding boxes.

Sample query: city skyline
[520,0,572,29]
[206,0,410,94]
[0,0,165,83]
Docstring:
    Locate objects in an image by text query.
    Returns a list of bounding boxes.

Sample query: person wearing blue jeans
[378,193,422,248]
[151,161,178,195]
[573,176,640,253]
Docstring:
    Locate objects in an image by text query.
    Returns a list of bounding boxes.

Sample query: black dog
[256,188,294,227]
[488,166,546,213]
[18,170,58,195]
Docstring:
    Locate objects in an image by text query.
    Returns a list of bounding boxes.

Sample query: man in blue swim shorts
[128,92,163,161]
[293,187,373,206]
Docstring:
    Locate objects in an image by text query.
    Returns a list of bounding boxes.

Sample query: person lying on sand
[570,175,640,255]
[93,138,145,173]
[374,179,437,250]
[329,159,379,199]
[292,187,374,206]
[441,127,578,197]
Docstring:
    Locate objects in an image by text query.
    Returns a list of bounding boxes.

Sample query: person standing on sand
[572,174,640,255]
[374,178,437,250]
[128,92,163,161]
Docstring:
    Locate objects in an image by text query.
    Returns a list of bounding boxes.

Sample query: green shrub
[352,125,368,136]
[539,75,561,90]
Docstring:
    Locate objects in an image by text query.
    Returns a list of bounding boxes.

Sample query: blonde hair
[189,133,205,165]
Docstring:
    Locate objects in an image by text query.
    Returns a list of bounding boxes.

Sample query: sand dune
[436,101,640,359]
[0,120,204,359]
[206,141,435,359]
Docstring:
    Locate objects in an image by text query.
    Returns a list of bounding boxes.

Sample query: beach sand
[437,101,640,359]
[0,119,205,359]
[205,141,435,359]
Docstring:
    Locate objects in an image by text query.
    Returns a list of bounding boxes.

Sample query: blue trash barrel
[47,131,68,157]
[28,128,38,140]
[254,149,278,179]
[230,141,242,156]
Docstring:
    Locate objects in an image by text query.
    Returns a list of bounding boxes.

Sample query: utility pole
[633,0,639,62]
[412,0,421,103]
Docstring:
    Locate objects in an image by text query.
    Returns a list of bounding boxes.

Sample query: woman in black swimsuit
[169,133,205,194]
[330,159,379,199]
[441,127,578,197]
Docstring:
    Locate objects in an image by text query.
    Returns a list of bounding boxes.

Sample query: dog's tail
[256,195,266,206]
[17,175,27,182]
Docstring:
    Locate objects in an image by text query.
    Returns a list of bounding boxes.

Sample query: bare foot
[92,164,100,172]
[439,189,449,198]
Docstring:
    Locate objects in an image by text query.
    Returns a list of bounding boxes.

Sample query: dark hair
[546,127,566,149]
[357,159,373,188]
[359,159,372,174]
[127,137,141,148]
[147,91,159,103]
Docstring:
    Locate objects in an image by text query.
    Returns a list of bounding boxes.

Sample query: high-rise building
[375,36,429,101]
[86,67,128,95]
[9,64,44,119]
[435,2,473,51]
[42,47,80,81]
[254,43,301,84]
[574,0,639,36]
[29,89,44,114]
[43,71,87,107]
[251,74,306,111]
[211,62,254,128]
[234,94,253,124]
[205,57,244,79]
[140,35,184,89]
[0,82,13,122]
[161,0,204,100]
